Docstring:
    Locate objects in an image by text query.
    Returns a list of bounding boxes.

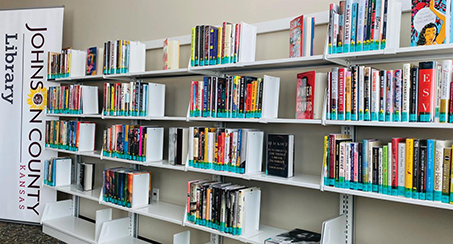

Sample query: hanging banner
[0,6,64,223]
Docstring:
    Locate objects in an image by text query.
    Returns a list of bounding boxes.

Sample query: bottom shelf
[103,236,149,244]
[42,216,96,244]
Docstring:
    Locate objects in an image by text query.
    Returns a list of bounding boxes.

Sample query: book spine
[371,70,380,121]
[343,0,353,53]
[380,0,388,49]
[372,146,379,192]
[327,72,332,120]
[450,82,453,123]
[191,28,195,66]
[436,65,442,122]
[434,141,444,201]
[405,139,414,198]
[418,61,436,122]
[426,139,435,200]
[385,70,393,122]
[442,148,451,203]
[338,1,345,53]
[339,143,346,187]
[351,67,359,121]
[338,68,347,120]
[420,144,427,199]
[409,66,419,122]
[369,0,377,50]
[356,0,366,52]
[329,135,336,183]
[379,70,386,121]
[350,2,358,52]
[413,140,420,199]
[393,69,402,122]
[372,0,382,50]
[402,64,411,122]
[331,68,339,120]
[440,60,452,123]
[345,71,352,121]
[364,67,371,120]
[358,66,365,120]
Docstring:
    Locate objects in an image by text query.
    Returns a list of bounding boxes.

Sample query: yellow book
[217,26,222,63]
[65,88,69,111]
[204,127,208,164]
[110,85,115,113]
[323,136,328,181]
[345,73,352,118]
[191,27,195,65]
[405,138,414,194]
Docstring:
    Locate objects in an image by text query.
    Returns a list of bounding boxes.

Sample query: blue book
[202,77,209,117]
[372,0,382,50]
[52,159,56,186]
[350,2,358,52]
[362,139,368,190]
[343,0,353,53]
[44,160,48,185]
[426,139,435,201]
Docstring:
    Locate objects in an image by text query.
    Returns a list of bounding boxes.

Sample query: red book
[190,81,195,113]
[338,68,347,119]
[329,134,336,180]
[246,83,252,113]
[449,82,453,121]
[296,71,316,119]
[235,24,241,62]
[290,15,304,58]
[391,138,405,189]
[104,83,108,112]
[418,61,437,122]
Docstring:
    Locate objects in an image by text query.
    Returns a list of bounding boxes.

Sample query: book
[163,39,180,70]
[296,71,327,119]
[411,0,450,46]
[77,163,95,191]
[86,47,104,76]
[267,134,295,178]
[265,228,321,244]
[418,61,437,122]
[290,15,304,58]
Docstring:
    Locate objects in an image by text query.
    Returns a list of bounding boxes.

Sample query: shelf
[99,200,147,212]
[103,236,150,244]
[324,120,453,129]
[187,167,247,179]
[264,118,322,124]
[128,68,197,79]
[42,216,96,244]
[245,225,287,244]
[134,201,185,225]
[45,147,101,159]
[101,156,149,166]
[184,222,245,242]
[53,75,104,82]
[46,113,102,118]
[248,173,321,190]
[145,160,186,171]
[323,186,453,211]
[188,117,262,123]
[57,185,102,202]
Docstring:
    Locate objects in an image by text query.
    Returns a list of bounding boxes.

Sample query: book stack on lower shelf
[47,85,99,115]
[44,157,72,187]
[323,133,453,206]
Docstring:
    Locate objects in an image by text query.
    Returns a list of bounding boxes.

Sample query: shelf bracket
[128,211,139,238]
[209,233,223,244]
[340,194,354,244]
[341,126,356,141]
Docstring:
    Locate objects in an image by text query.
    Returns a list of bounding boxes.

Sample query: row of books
[190,22,256,67]
[45,120,96,152]
[328,0,389,54]
[186,179,260,235]
[323,134,453,203]
[326,61,453,123]
[189,76,264,119]
[102,124,156,162]
[102,40,139,75]
[102,167,151,208]
[77,163,95,191]
[44,157,71,187]
[188,127,263,174]
[47,48,90,79]
[290,15,315,58]
[103,81,150,117]
[47,85,99,115]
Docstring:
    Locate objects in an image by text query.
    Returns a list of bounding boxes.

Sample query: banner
[0,7,64,223]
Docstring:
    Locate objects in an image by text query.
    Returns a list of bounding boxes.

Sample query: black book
[351,66,358,117]
[372,147,380,189]
[419,139,427,193]
[176,128,183,165]
[409,66,419,121]
[265,228,321,244]
[358,142,363,184]
[266,134,295,178]
[194,26,199,65]
[412,139,420,193]
[239,77,246,115]
[258,78,264,114]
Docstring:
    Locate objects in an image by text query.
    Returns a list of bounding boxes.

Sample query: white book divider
[54,157,72,187]
[320,215,346,244]
[100,171,150,208]
[238,22,257,63]
[243,130,264,175]
[147,83,165,117]
[173,230,190,244]
[68,49,87,77]
[129,41,146,73]
[41,199,113,244]
[241,187,261,238]
[77,123,96,152]
[261,75,280,120]
[81,86,99,114]
[97,217,132,244]
[146,127,164,162]
[384,0,402,53]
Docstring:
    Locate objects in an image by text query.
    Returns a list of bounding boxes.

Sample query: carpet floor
[0,222,65,244]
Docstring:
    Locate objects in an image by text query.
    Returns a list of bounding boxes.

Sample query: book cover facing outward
[411,0,450,46]
[267,134,295,178]
[296,71,315,119]
[86,47,97,75]
[264,228,321,244]
[290,15,304,58]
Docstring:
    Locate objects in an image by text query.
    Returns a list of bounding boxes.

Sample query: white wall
[2,0,453,243]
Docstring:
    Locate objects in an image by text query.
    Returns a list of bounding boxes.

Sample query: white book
[379,147,383,187]
[388,142,392,188]
[231,131,238,167]
[345,143,351,182]
[356,0,366,49]
[368,141,381,185]
[81,86,99,115]
[398,142,406,190]
[224,23,232,61]
[385,71,393,121]
[339,142,346,182]
[402,64,411,122]
[440,60,452,123]
[303,16,314,57]
[371,70,380,120]
[435,65,442,123]
[343,0,353,51]
[379,71,387,121]
[207,132,215,165]
[374,0,383,47]
[97,47,104,74]
[333,13,339,51]
[188,127,194,164]
[434,140,453,201]
[359,66,365,120]
[230,24,236,62]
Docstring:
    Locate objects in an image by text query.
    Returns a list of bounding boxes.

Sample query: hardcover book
[296,71,327,119]
[266,134,295,178]
[77,163,95,191]
[411,0,450,46]
[290,15,304,58]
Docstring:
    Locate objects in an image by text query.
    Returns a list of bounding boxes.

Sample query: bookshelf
[41,1,453,243]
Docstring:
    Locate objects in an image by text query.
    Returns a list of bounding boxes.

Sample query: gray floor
[0,222,65,244]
